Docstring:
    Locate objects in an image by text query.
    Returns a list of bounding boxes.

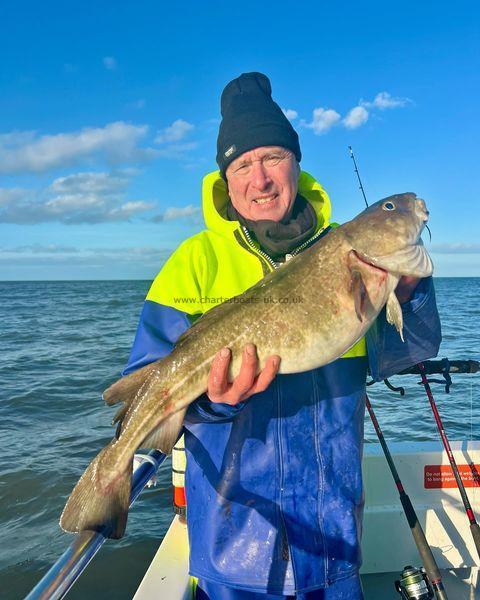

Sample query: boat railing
[25,449,167,600]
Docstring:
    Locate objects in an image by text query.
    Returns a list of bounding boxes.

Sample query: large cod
[60,193,433,538]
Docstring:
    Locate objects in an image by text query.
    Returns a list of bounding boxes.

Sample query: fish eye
[382,201,396,211]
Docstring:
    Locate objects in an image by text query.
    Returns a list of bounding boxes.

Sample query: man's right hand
[207,343,280,406]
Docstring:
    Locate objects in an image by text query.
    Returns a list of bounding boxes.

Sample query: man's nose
[251,161,272,190]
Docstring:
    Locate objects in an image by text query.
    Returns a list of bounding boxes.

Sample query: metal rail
[25,450,167,600]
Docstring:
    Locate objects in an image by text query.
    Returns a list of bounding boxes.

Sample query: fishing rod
[417,361,480,560]
[348,145,480,561]
[348,146,369,208]
[366,393,448,600]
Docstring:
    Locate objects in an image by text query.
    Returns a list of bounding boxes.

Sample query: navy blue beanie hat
[216,72,301,178]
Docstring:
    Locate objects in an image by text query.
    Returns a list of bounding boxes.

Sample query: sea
[1,278,479,599]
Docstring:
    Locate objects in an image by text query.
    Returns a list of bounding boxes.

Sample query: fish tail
[60,441,132,539]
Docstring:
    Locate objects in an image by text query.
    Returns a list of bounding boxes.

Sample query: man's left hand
[395,276,421,304]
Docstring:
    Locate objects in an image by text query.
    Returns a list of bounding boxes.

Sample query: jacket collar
[201,170,331,239]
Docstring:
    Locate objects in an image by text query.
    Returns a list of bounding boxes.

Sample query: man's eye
[235,164,250,173]
[264,155,282,166]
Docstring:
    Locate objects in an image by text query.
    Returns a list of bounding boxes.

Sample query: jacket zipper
[286,225,330,258]
[239,223,330,579]
[240,226,279,270]
[275,379,291,563]
[240,225,329,269]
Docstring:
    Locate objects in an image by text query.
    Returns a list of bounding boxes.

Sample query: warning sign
[424,465,480,489]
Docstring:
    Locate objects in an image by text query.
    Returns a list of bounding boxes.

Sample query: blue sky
[0,0,479,279]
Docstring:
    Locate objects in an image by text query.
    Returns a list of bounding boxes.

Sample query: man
[125,73,441,599]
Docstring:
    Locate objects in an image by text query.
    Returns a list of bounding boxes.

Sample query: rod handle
[399,493,444,584]
[432,584,449,600]
[470,523,480,560]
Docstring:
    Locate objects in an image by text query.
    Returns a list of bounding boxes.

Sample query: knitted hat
[216,72,301,178]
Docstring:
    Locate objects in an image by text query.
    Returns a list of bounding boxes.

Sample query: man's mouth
[253,194,277,205]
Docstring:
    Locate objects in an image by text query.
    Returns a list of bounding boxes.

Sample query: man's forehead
[233,146,290,163]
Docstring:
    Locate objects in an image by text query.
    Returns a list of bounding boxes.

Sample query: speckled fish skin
[60,193,433,538]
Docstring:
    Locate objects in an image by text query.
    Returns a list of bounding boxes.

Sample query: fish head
[342,192,433,278]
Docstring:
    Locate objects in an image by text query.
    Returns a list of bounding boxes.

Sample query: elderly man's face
[226,146,300,222]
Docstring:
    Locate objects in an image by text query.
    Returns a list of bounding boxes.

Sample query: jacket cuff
[185,394,248,423]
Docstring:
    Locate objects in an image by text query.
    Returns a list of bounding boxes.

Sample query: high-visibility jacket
[124,170,441,595]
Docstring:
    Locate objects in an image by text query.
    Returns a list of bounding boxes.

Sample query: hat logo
[224,145,236,158]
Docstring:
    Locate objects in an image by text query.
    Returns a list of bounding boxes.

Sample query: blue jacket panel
[183,358,367,594]
[366,277,442,381]
[123,300,192,375]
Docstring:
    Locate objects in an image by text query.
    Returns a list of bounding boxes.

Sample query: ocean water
[0,278,479,599]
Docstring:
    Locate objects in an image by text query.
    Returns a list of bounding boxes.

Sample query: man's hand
[207,343,280,406]
[395,276,421,304]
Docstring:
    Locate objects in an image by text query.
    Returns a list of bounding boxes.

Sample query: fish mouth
[357,242,434,278]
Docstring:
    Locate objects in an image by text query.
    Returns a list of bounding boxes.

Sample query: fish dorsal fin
[140,408,186,454]
[386,291,404,341]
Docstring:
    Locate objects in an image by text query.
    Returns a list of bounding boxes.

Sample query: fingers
[207,346,231,401]
[207,345,280,405]
[248,355,281,395]
[230,344,258,399]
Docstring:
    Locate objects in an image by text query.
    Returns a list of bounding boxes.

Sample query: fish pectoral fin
[350,269,367,322]
[141,408,186,454]
[386,291,404,342]
[60,441,132,539]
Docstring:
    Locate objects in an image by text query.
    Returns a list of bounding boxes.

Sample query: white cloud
[0,246,173,272]
[0,171,156,224]
[155,119,195,144]
[430,243,480,254]
[0,173,204,225]
[300,90,411,136]
[152,204,201,222]
[0,131,37,146]
[302,108,341,135]
[163,205,201,220]
[361,91,410,110]
[0,244,79,254]
[282,108,298,121]
[156,141,199,159]
[49,171,128,194]
[0,187,26,207]
[103,56,117,70]
[343,106,369,129]
[0,122,153,174]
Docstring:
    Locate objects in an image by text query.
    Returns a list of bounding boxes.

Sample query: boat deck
[135,441,480,599]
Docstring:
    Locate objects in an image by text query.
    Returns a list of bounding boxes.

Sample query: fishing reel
[395,566,434,599]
